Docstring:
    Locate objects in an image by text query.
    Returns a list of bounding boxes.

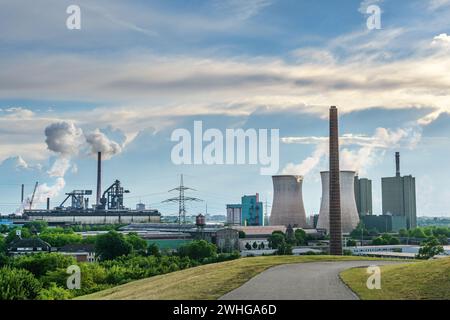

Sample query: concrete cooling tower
[270,175,308,228]
[317,171,360,234]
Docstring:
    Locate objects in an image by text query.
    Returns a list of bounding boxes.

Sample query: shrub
[38,283,73,300]
[0,267,42,300]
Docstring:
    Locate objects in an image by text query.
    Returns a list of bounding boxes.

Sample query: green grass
[340,257,450,300]
[77,255,394,300]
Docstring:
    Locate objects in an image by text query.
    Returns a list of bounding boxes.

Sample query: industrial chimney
[46,198,50,210]
[329,106,343,255]
[21,184,24,203]
[96,152,102,206]
[317,171,360,234]
[395,152,400,177]
[270,175,308,228]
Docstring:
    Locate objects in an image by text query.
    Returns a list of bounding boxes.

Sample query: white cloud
[281,127,422,176]
[428,0,450,10]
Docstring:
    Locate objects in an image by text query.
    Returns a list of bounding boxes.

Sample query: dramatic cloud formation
[281,127,422,176]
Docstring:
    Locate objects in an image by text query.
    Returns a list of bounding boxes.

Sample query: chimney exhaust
[395,152,400,177]
[96,152,102,206]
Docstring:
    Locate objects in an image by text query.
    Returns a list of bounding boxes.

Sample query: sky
[1,0,450,218]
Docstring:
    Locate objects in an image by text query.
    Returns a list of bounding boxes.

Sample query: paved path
[220,260,403,300]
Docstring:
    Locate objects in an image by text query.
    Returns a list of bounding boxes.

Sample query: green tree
[410,228,427,239]
[294,229,307,246]
[268,232,286,249]
[417,238,445,259]
[346,239,357,247]
[148,243,161,257]
[371,237,387,245]
[252,241,258,249]
[0,267,42,300]
[259,242,265,250]
[238,231,246,239]
[177,240,217,261]
[95,231,132,261]
[276,242,292,255]
[125,233,148,255]
[24,221,48,233]
[11,253,75,278]
[0,224,9,234]
[5,228,32,244]
[245,242,252,250]
[0,236,6,254]
[39,231,83,247]
[388,237,400,245]
[398,229,408,238]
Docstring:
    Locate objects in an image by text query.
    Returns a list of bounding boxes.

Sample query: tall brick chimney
[329,106,343,255]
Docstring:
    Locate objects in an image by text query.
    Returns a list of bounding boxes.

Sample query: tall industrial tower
[163,174,202,226]
[329,106,343,256]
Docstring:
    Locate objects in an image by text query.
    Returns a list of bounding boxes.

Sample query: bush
[39,231,83,247]
[125,233,148,255]
[11,253,75,278]
[38,283,73,300]
[0,267,42,300]
[177,240,217,261]
[147,243,161,257]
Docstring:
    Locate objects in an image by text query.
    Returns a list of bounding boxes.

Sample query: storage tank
[317,171,360,234]
[270,175,308,227]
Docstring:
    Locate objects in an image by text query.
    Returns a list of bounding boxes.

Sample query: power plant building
[226,194,263,226]
[241,194,263,226]
[317,171,360,234]
[382,152,417,230]
[354,176,372,216]
[270,175,308,228]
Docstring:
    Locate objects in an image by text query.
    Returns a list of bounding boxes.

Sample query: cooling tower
[270,175,308,228]
[317,171,360,234]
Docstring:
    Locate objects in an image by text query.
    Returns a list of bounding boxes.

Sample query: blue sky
[1,0,450,217]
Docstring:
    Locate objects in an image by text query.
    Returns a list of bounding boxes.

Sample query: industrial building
[226,194,263,226]
[382,152,417,229]
[361,215,407,233]
[226,204,242,225]
[354,176,372,216]
[22,152,161,225]
[317,171,360,234]
[270,175,308,228]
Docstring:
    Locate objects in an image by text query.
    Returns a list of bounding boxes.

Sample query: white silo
[270,175,308,228]
[317,171,360,234]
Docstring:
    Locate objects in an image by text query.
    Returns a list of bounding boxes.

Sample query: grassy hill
[340,257,450,300]
[78,255,388,300]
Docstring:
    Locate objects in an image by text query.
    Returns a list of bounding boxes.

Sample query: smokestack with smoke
[85,129,122,159]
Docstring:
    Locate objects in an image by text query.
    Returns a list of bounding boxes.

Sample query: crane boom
[29,181,38,209]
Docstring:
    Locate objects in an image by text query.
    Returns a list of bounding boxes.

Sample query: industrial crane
[28,181,38,210]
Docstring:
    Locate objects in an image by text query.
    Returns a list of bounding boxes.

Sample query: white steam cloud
[281,127,421,176]
[85,129,123,159]
[17,121,124,212]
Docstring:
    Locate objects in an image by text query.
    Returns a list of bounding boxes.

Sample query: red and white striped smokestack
[96,152,102,206]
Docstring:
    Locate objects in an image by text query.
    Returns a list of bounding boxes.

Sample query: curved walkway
[220,260,403,300]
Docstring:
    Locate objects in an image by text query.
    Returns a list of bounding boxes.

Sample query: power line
[162,174,203,227]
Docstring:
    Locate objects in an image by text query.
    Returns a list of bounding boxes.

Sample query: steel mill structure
[317,171,360,234]
[328,106,343,255]
[270,175,308,228]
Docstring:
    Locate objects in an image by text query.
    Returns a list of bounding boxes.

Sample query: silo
[270,175,308,228]
[317,171,360,234]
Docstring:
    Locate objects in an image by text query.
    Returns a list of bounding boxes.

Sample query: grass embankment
[78,255,392,300]
[341,257,450,300]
